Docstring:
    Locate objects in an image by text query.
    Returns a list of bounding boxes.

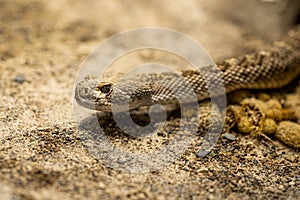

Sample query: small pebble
[289,181,295,186]
[252,158,258,165]
[208,188,214,193]
[14,76,26,84]
[223,133,236,141]
[197,149,211,158]
[279,185,284,190]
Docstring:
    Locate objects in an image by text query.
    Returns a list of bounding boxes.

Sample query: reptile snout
[79,87,95,100]
[75,79,101,109]
[75,82,94,100]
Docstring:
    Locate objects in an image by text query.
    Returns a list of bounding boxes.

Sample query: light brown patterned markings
[75,25,300,113]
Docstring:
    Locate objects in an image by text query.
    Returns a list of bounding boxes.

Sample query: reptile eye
[97,84,112,94]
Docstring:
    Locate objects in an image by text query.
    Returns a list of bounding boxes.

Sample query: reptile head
[75,75,109,111]
[75,73,153,112]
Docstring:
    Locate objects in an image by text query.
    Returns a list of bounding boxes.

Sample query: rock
[223,133,236,141]
[14,76,26,84]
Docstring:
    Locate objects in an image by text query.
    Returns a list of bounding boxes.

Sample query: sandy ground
[0,0,299,199]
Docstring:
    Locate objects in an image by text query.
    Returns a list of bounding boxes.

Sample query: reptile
[75,25,300,114]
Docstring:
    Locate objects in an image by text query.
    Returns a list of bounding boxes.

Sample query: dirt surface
[0,0,299,199]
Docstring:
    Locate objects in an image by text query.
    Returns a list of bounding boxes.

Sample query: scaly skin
[75,25,300,112]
